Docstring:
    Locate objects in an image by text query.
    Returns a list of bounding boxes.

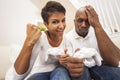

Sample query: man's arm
[86,5,120,66]
[94,26,120,66]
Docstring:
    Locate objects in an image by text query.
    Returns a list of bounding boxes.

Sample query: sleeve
[45,48,64,64]
[5,36,42,80]
[64,34,74,56]
[5,65,28,80]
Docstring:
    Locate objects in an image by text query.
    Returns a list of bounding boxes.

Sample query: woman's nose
[59,22,65,29]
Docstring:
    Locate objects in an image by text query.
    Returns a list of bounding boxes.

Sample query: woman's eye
[52,21,59,24]
[62,19,65,23]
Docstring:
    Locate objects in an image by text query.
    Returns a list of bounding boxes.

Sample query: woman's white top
[5,32,73,80]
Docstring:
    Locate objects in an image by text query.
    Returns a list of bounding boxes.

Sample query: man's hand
[85,5,101,28]
[67,57,84,77]
[59,48,84,77]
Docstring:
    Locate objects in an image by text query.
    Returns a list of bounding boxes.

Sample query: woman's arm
[14,24,41,74]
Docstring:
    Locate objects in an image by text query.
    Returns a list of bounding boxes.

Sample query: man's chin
[79,32,88,37]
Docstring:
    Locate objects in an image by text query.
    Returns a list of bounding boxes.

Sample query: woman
[5,1,72,80]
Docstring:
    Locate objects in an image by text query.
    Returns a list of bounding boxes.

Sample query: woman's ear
[43,22,48,30]
[44,22,47,26]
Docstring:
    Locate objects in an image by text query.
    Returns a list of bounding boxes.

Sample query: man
[66,5,120,80]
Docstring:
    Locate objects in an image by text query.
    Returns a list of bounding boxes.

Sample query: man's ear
[74,19,75,23]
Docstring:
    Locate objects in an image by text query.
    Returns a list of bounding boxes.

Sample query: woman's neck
[46,31,63,47]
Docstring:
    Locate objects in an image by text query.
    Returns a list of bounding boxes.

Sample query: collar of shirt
[72,27,91,40]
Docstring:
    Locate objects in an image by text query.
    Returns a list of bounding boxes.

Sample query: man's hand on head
[85,5,101,28]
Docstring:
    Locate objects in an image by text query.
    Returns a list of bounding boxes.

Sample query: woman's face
[45,12,66,37]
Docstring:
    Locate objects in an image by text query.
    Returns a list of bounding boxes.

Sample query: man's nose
[81,21,87,27]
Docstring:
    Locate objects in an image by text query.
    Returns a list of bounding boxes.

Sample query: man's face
[74,10,90,37]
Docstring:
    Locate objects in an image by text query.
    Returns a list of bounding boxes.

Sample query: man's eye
[86,20,90,25]
[77,19,83,23]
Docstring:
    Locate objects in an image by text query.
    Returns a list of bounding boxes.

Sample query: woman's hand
[25,23,42,47]
[59,49,69,66]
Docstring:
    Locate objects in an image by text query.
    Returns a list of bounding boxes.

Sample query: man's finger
[67,57,83,63]
[68,68,83,74]
[67,62,84,68]
[60,54,69,58]
[70,73,82,78]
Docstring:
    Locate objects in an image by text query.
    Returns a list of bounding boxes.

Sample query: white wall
[0,0,76,46]
[70,0,120,34]
[0,0,41,46]
[0,0,41,79]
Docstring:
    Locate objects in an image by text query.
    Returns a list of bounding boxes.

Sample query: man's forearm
[94,26,120,66]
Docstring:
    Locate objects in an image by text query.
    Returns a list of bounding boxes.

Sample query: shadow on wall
[110,32,120,48]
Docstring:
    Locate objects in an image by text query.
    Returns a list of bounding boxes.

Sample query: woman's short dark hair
[41,1,66,23]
